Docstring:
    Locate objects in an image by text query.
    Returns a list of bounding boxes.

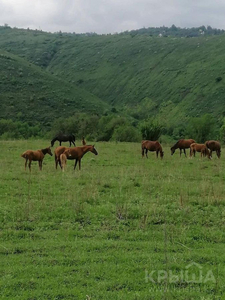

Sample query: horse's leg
[72,140,75,146]
[74,159,78,170]
[145,149,148,158]
[184,149,187,157]
[78,160,81,170]
[39,161,42,171]
[28,160,32,172]
[142,148,144,158]
[55,156,58,169]
[60,141,62,146]
[217,150,220,158]
[69,141,71,147]
[156,150,159,158]
[25,159,28,170]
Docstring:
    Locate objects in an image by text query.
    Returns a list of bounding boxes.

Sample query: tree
[185,114,217,143]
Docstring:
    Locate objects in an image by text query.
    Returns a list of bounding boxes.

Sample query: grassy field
[1,140,225,299]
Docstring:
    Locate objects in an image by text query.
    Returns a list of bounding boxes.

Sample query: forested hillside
[0,25,225,141]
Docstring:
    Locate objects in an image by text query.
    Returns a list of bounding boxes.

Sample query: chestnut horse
[190,143,211,159]
[21,147,53,171]
[60,145,98,171]
[51,134,76,147]
[54,146,69,169]
[205,140,221,158]
[142,140,164,159]
[171,139,195,157]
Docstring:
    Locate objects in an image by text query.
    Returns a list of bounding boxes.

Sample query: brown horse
[60,145,98,171]
[54,146,69,169]
[142,140,164,159]
[21,147,53,171]
[82,136,86,145]
[171,139,195,157]
[190,143,211,159]
[205,140,221,158]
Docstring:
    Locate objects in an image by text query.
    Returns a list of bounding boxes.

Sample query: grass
[1,140,225,299]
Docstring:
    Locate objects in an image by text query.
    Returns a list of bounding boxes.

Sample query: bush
[140,120,162,141]
[0,119,41,139]
[185,114,218,143]
[112,125,141,142]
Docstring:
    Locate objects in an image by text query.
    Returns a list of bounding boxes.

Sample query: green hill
[1,25,225,139]
[0,48,109,126]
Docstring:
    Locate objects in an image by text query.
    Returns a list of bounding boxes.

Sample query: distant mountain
[0,25,225,133]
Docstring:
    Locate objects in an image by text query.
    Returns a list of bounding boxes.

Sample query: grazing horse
[60,145,98,171]
[54,146,69,169]
[82,136,86,145]
[171,139,195,157]
[205,140,221,158]
[142,140,164,159]
[51,134,76,147]
[21,147,53,171]
[190,143,211,159]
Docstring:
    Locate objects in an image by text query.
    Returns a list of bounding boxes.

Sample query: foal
[190,143,211,159]
[60,145,98,171]
[21,147,53,171]
[82,136,86,145]
[54,146,69,169]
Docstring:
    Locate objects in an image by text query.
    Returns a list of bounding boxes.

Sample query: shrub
[112,125,141,142]
[140,120,162,141]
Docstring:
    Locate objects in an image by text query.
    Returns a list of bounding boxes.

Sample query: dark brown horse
[190,143,211,159]
[54,146,69,169]
[51,134,76,147]
[171,139,195,157]
[205,140,221,158]
[60,145,98,171]
[142,140,164,159]
[21,147,53,171]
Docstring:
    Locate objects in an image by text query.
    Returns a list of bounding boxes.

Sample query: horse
[82,136,86,145]
[171,139,196,157]
[205,140,221,158]
[59,145,98,171]
[21,147,53,171]
[141,140,164,159]
[190,143,211,159]
[54,146,69,169]
[51,134,76,147]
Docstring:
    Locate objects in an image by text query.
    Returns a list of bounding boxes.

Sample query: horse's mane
[171,141,180,149]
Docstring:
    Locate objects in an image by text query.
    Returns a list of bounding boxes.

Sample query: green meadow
[1,140,225,299]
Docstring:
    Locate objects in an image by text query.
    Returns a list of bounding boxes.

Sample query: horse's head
[91,145,98,155]
[170,147,175,155]
[47,147,53,156]
[160,151,164,159]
